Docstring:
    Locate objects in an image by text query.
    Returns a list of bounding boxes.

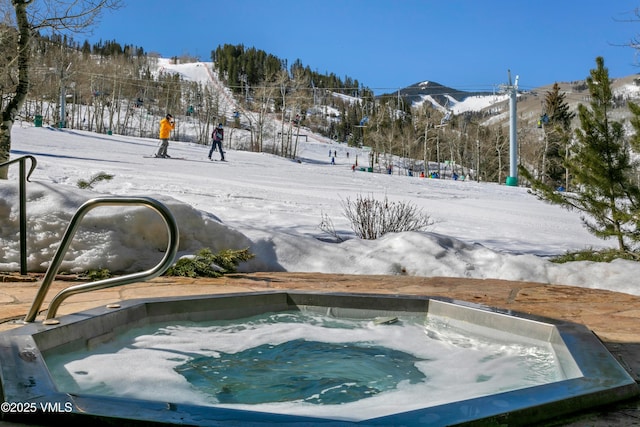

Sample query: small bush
[341,194,433,240]
[166,248,254,278]
[318,211,345,242]
[79,268,112,281]
[77,172,114,189]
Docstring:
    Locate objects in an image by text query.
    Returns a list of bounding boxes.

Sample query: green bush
[166,248,254,278]
[77,172,114,189]
[79,268,112,281]
[552,248,639,263]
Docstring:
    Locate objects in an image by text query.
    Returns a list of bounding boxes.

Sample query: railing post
[19,160,27,275]
[0,155,37,276]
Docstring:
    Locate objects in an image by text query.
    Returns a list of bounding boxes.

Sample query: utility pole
[500,70,519,186]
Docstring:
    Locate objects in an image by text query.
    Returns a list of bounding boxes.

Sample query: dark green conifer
[521,57,640,256]
[542,82,574,186]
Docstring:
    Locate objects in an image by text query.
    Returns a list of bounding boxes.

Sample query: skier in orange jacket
[156,114,176,158]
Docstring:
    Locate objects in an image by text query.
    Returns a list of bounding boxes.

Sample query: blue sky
[86,0,640,94]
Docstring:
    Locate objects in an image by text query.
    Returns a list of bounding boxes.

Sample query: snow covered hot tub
[0,291,637,426]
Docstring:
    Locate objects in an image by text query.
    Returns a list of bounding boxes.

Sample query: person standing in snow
[209,123,225,161]
[156,114,175,158]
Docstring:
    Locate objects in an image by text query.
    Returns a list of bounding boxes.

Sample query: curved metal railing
[24,196,180,322]
[0,155,37,274]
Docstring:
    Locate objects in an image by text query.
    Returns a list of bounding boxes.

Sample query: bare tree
[0,0,121,179]
[253,83,276,152]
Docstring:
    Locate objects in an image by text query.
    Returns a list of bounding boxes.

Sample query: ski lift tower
[500,70,519,186]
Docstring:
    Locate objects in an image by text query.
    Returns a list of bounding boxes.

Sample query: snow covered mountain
[388,71,640,126]
[388,80,507,115]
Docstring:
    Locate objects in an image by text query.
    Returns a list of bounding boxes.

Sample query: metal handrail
[24,196,180,322]
[0,155,37,275]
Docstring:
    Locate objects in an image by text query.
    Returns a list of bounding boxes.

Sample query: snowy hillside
[155,59,249,124]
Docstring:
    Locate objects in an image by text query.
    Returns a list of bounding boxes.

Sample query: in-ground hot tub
[0,291,637,426]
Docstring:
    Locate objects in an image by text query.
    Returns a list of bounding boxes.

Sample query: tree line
[0,24,634,177]
[0,24,548,185]
[211,43,521,182]
[4,31,636,190]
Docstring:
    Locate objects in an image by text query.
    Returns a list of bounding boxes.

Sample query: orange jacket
[159,117,175,139]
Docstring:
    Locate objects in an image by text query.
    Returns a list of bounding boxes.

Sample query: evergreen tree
[521,57,640,256]
[542,82,574,187]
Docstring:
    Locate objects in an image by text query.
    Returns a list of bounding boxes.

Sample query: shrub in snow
[341,194,433,240]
